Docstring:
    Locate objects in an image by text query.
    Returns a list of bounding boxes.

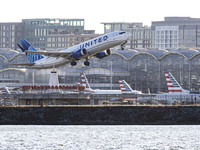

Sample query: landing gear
[84,57,90,66]
[121,41,127,50]
[84,60,90,66]
[71,61,77,66]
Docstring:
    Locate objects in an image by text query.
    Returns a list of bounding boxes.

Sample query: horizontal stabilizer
[10,63,35,66]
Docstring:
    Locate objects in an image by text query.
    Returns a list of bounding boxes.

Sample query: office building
[101,22,151,49]
[0,18,89,50]
[152,17,200,49]
[0,22,24,50]
[22,18,85,50]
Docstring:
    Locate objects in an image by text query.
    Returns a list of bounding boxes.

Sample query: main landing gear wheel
[84,61,90,66]
[71,61,77,66]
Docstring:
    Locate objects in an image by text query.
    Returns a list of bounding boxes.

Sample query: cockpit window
[119,32,126,34]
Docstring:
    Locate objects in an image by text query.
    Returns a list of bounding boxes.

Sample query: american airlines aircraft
[0,86,10,95]
[0,86,10,103]
[81,73,142,95]
[154,72,200,104]
[119,80,142,95]
[16,31,131,69]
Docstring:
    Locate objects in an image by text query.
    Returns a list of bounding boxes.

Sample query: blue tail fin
[18,39,44,63]
[20,39,31,51]
[27,45,44,63]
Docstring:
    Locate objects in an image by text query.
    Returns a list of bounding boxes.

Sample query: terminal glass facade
[1,49,200,94]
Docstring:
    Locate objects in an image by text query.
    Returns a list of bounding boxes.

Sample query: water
[0,125,200,150]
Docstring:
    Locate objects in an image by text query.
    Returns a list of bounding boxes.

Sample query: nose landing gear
[121,41,127,50]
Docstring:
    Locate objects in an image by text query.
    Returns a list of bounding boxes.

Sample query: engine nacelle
[72,48,87,60]
[95,49,111,59]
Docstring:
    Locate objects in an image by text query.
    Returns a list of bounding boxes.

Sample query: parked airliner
[0,86,10,103]
[119,80,142,95]
[0,86,10,95]
[154,72,200,104]
[81,73,142,95]
[16,31,131,69]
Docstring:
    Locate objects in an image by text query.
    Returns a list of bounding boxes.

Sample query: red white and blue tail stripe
[0,86,10,95]
[119,80,133,94]
[81,73,94,93]
[165,72,189,94]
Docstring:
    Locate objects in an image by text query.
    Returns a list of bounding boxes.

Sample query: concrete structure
[49,69,59,86]
[152,17,200,49]
[0,106,200,125]
[0,18,96,50]
[0,22,24,50]
[22,18,85,50]
[101,22,151,49]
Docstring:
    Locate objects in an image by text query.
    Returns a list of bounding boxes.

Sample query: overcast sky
[1,0,199,33]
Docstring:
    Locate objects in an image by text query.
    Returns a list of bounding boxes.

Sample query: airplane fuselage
[84,89,122,94]
[155,93,200,104]
[29,31,131,69]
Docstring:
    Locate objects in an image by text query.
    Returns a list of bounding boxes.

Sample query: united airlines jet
[16,31,131,69]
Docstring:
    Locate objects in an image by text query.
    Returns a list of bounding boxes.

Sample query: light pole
[32,69,35,86]
[110,60,113,90]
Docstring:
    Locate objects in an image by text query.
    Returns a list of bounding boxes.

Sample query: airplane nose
[127,33,131,38]
[125,33,132,39]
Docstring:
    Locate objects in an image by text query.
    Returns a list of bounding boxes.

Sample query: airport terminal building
[0,48,200,94]
[1,17,200,94]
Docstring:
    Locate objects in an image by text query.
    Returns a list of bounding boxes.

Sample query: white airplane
[0,86,10,102]
[16,31,131,69]
[119,80,142,95]
[81,73,142,95]
[164,72,190,94]
[154,72,200,104]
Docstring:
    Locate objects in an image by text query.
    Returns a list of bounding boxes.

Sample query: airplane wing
[25,50,73,58]
[11,63,35,66]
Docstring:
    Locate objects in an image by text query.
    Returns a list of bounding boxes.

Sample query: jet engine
[95,49,111,59]
[72,48,87,60]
